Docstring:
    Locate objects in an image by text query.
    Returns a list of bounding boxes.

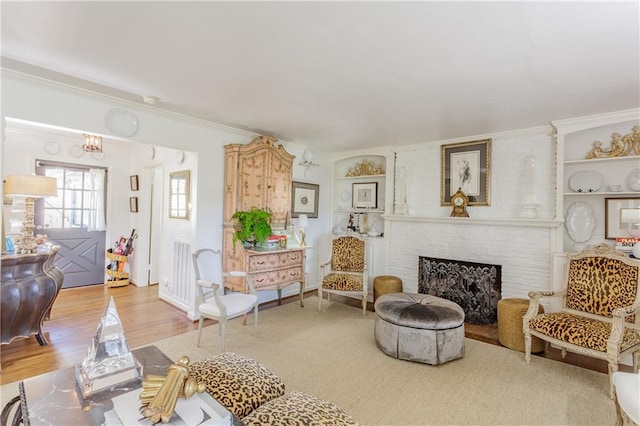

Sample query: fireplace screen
[418,257,501,324]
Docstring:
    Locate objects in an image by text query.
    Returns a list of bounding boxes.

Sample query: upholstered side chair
[318,234,368,315]
[523,243,640,398]
[192,248,258,350]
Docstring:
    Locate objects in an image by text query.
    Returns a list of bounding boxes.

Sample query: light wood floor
[1,284,625,386]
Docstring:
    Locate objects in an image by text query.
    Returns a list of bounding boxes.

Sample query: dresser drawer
[251,266,303,290]
[248,250,303,272]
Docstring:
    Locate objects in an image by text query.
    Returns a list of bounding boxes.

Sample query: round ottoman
[374,293,465,365]
[498,298,545,353]
[373,275,403,303]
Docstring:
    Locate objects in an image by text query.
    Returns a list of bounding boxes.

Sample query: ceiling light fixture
[82,134,103,153]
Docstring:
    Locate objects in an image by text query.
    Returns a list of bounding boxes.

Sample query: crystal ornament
[76,297,142,397]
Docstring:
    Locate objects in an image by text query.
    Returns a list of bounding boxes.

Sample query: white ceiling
[1,1,639,152]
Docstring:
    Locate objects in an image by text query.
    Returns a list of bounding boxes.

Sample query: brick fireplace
[418,256,502,325]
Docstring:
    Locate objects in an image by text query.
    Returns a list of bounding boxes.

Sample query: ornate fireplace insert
[418,257,501,324]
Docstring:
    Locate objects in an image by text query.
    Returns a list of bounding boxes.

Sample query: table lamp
[298,214,309,247]
[4,175,57,254]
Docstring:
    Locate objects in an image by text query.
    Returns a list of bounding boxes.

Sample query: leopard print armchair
[523,243,640,399]
[318,234,368,315]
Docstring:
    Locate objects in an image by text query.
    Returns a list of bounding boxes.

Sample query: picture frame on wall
[352,182,378,209]
[130,175,139,191]
[441,139,491,206]
[604,197,640,239]
[129,196,139,213]
[291,181,319,218]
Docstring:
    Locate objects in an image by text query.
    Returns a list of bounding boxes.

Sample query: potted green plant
[231,208,273,248]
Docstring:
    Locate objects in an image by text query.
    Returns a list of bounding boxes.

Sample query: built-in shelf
[333,209,385,213]
[564,191,640,196]
[335,174,386,181]
[383,214,562,229]
[564,155,640,165]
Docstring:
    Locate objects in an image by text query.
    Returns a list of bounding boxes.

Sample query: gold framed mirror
[169,170,190,220]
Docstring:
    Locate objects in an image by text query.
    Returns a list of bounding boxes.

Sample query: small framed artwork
[291,181,319,218]
[352,182,378,209]
[605,197,640,239]
[130,175,139,191]
[129,196,139,213]
[441,139,491,206]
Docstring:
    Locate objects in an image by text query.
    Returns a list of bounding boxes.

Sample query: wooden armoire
[222,136,295,292]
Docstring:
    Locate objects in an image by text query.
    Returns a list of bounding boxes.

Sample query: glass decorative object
[76,296,142,397]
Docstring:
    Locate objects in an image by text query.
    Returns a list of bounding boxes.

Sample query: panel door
[238,149,268,211]
[266,150,293,226]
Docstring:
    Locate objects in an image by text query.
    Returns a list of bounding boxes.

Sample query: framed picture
[441,139,491,206]
[130,175,139,191]
[605,197,640,239]
[129,196,139,213]
[352,182,378,209]
[291,181,319,218]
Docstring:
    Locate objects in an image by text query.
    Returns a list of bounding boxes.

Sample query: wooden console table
[1,247,63,345]
[226,246,309,307]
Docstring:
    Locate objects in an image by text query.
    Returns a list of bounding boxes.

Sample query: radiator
[172,239,192,304]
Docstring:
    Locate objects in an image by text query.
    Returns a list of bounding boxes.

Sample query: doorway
[35,161,106,288]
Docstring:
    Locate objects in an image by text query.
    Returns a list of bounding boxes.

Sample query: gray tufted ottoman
[374,293,465,365]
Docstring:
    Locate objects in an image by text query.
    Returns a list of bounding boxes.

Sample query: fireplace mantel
[383,214,562,229]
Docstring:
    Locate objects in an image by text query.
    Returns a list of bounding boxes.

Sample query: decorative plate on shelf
[105,108,139,137]
[68,144,84,158]
[628,168,640,192]
[43,141,61,155]
[340,190,351,202]
[568,170,603,193]
[564,202,596,243]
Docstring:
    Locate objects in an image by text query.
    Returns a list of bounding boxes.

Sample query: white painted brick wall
[387,220,553,298]
[389,128,558,298]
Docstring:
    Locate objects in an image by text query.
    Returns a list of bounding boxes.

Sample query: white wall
[1,71,332,320]
[388,126,562,303]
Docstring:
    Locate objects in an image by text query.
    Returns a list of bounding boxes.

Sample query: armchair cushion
[529,312,640,352]
[322,273,363,291]
[242,391,359,425]
[189,352,285,418]
[566,256,638,322]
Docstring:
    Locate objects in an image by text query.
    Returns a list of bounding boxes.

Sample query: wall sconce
[299,149,319,177]
[298,214,309,247]
[82,133,103,152]
[4,175,57,253]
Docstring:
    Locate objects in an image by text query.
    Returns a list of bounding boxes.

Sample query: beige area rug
[2,297,615,425]
[153,296,614,426]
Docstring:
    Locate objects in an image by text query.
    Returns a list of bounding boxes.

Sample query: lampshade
[4,175,57,198]
[298,214,309,229]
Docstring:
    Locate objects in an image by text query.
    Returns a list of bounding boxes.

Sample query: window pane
[65,170,84,190]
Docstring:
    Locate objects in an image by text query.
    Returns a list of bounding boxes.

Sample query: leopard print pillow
[242,391,360,425]
[189,352,285,418]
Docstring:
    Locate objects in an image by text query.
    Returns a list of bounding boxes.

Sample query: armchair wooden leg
[220,319,227,352]
[608,363,618,400]
[633,350,640,373]
[362,296,366,316]
[253,306,258,338]
[197,317,204,347]
[524,333,532,364]
[561,348,567,359]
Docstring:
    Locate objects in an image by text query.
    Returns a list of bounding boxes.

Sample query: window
[36,162,106,229]
[169,170,190,220]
